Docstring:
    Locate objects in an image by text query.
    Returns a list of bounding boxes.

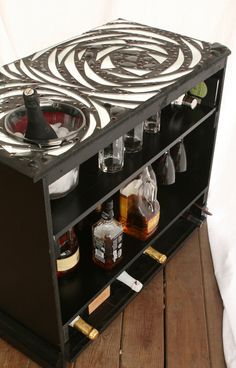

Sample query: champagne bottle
[23,88,57,141]
[70,316,99,340]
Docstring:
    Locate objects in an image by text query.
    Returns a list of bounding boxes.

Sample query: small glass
[144,111,161,134]
[124,122,144,153]
[98,136,124,173]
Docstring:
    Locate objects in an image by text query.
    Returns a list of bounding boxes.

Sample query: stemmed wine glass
[171,139,187,173]
[155,150,175,185]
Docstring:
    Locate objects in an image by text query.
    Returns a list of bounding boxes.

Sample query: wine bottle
[23,88,57,141]
[56,227,80,278]
[117,271,143,292]
[92,199,123,270]
[144,246,167,264]
[171,94,197,110]
[70,316,99,340]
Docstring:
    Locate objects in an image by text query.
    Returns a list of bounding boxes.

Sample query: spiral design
[0,19,211,140]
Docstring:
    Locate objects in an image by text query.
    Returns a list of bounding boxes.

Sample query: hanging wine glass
[171,139,187,173]
[155,150,175,185]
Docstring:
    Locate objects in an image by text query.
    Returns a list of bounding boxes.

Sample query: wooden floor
[0,222,226,368]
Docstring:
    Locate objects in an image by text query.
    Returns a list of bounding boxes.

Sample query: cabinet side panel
[0,164,61,347]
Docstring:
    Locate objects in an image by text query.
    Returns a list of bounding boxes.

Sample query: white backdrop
[1,1,236,366]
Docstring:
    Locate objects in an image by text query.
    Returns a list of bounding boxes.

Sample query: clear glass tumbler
[144,111,161,134]
[98,136,124,173]
[124,122,144,153]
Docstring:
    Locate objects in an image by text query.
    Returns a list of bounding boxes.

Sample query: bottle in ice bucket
[120,166,160,241]
[23,88,57,141]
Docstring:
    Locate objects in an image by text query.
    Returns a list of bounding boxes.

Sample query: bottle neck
[101,209,114,221]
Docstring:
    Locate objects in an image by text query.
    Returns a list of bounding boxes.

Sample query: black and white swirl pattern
[0,19,211,141]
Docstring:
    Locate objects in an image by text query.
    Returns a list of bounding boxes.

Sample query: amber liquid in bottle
[120,193,160,240]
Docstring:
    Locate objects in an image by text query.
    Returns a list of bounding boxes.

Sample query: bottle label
[57,248,80,272]
[94,233,123,263]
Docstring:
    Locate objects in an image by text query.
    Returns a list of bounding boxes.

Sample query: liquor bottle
[92,199,123,270]
[70,316,99,340]
[23,88,57,141]
[171,94,198,110]
[117,271,143,292]
[120,166,160,241]
[56,227,80,278]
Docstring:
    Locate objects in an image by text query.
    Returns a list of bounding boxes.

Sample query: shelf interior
[51,104,215,237]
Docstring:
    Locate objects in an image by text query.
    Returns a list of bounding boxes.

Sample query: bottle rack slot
[65,215,197,362]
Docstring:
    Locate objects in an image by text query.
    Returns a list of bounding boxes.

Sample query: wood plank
[74,313,122,368]
[0,339,30,368]
[199,222,226,367]
[120,271,164,368]
[165,229,210,368]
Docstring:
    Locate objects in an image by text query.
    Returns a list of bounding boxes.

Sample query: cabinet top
[0,19,230,182]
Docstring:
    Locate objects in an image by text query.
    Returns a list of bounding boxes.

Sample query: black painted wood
[0,25,230,368]
[0,164,62,347]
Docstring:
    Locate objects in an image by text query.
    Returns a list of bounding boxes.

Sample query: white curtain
[1,1,236,366]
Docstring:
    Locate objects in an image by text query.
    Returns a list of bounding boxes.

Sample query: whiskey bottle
[171,94,198,110]
[120,166,160,241]
[23,88,57,141]
[92,199,123,270]
[56,227,80,278]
